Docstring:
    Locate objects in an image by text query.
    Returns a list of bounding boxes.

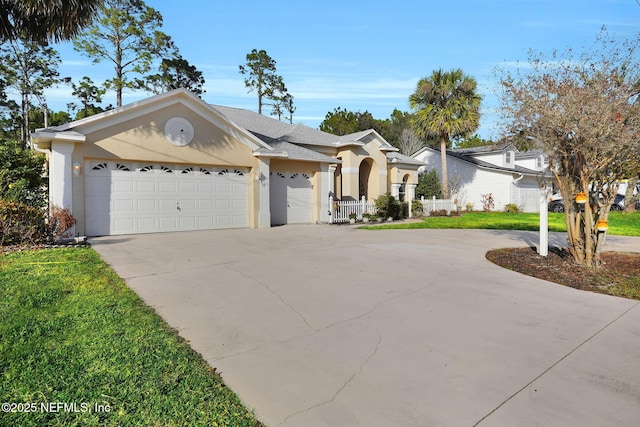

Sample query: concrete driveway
[91,226,640,426]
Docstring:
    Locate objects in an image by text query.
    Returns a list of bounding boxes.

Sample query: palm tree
[409,69,481,198]
[1,0,103,43]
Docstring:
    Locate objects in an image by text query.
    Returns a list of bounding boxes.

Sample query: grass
[0,247,263,427]
[362,211,640,236]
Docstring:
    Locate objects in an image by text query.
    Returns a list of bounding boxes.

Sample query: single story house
[31,88,422,236]
[412,143,549,212]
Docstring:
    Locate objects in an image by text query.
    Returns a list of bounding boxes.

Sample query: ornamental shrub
[504,203,520,213]
[415,169,443,199]
[47,205,78,241]
[411,199,424,217]
[0,200,46,245]
[0,140,47,208]
[374,193,401,219]
[0,201,77,246]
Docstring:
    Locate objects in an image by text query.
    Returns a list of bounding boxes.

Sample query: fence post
[361,195,366,219]
[329,195,334,224]
[432,196,436,213]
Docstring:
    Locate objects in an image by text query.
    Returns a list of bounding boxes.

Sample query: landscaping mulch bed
[486,247,640,298]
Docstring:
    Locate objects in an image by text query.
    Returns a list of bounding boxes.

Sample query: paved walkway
[92,227,640,426]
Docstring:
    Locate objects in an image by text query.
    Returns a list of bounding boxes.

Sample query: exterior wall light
[73,162,81,177]
[596,220,609,232]
[575,192,588,204]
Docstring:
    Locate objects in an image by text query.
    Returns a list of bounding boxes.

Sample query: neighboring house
[412,143,549,212]
[31,89,422,236]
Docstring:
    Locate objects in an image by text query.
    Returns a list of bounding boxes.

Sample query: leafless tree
[498,29,640,267]
[397,128,424,156]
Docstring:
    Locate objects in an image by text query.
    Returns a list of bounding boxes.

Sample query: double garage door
[85,161,249,236]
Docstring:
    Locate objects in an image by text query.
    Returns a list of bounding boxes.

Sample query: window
[536,156,543,170]
[505,151,514,167]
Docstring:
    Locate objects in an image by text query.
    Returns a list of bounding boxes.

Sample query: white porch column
[407,184,417,202]
[391,183,401,199]
[49,141,75,210]
[319,164,336,223]
[256,157,271,228]
[407,184,417,218]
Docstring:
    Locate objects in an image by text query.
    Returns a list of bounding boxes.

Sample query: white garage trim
[269,171,313,225]
[85,161,249,236]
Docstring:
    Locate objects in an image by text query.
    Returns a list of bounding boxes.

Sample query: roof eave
[30,130,86,149]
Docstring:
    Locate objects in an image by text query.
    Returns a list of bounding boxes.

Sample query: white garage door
[85,161,249,236]
[269,172,313,225]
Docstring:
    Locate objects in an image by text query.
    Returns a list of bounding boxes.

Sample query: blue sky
[43,0,640,139]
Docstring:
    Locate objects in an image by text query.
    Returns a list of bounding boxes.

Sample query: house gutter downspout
[513,172,524,183]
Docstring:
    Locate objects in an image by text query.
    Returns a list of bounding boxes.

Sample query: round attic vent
[164,117,194,146]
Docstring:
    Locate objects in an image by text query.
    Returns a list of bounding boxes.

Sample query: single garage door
[85,161,249,236]
[270,171,313,225]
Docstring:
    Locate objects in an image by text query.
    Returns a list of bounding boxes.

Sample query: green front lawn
[363,211,640,236]
[0,248,262,427]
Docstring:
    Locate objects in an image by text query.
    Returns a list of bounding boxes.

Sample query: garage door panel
[113,218,135,233]
[215,182,232,193]
[199,200,213,210]
[216,216,231,227]
[179,182,196,193]
[215,199,230,209]
[114,199,134,212]
[158,200,176,211]
[137,200,156,211]
[232,215,248,226]
[179,199,197,210]
[232,199,247,209]
[198,216,214,227]
[137,218,156,231]
[198,182,214,193]
[137,180,156,192]
[113,179,134,193]
[179,216,196,228]
[159,217,178,230]
[85,177,110,195]
[158,181,178,193]
[86,162,249,235]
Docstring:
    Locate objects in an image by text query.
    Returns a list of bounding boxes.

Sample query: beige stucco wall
[69,104,262,234]
[388,166,419,186]
[337,139,389,201]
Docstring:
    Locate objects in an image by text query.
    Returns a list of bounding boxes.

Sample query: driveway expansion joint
[473,300,640,426]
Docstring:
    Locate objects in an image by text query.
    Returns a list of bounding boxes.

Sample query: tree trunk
[440,134,449,198]
[21,92,28,150]
[623,176,639,212]
[115,43,123,107]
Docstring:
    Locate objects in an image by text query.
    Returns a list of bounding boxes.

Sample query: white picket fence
[330,195,456,223]
[330,196,377,223]
[419,196,456,215]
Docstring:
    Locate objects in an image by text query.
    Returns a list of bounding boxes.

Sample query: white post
[329,195,334,224]
[49,141,75,210]
[407,184,416,218]
[539,187,549,256]
[361,195,366,219]
[256,157,271,228]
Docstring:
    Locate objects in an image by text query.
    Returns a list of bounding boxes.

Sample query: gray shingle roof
[445,149,541,175]
[387,151,425,167]
[211,105,396,150]
[212,105,340,147]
